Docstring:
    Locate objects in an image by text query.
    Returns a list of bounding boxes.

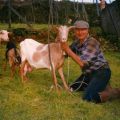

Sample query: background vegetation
[0,0,120,50]
[0,0,98,25]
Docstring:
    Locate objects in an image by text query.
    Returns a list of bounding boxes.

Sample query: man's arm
[61,42,84,68]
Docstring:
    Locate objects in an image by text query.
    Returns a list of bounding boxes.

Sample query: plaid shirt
[70,36,109,73]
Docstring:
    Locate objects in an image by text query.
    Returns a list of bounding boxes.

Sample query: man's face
[74,28,89,42]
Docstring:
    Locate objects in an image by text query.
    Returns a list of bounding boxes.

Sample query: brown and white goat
[20,26,74,91]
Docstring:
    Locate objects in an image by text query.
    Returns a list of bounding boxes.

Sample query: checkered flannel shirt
[70,36,109,73]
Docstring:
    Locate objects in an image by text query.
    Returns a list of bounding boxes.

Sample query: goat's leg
[20,60,27,83]
[8,57,14,78]
[10,65,15,78]
[58,67,70,92]
[51,68,59,92]
[18,65,21,77]
[20,62,24,82]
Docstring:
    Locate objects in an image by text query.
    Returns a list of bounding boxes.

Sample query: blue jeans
[70,68,111,103]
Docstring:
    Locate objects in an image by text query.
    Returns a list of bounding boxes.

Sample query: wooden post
[8,0,12,29]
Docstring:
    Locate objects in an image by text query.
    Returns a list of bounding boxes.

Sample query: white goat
[0,30,9,43]
[20,26,74,91]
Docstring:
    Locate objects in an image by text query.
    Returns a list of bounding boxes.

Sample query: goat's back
[20,39,64,69]
[20,39,44,62]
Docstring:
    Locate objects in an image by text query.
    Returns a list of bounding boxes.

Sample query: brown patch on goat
[49,43,64,69]
[32,51,47,62]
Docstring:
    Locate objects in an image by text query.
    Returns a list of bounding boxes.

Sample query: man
[61,20,120,103]
[99,0,106,10]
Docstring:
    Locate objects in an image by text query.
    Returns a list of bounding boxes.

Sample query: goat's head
[0,30,10,42]
[56,26,75,42]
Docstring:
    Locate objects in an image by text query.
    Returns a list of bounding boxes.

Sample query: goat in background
[4,33,21,78]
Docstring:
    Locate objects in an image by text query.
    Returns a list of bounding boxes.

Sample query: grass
[0,23,48,30]
[0,24,120,120]
[0,45,120,120]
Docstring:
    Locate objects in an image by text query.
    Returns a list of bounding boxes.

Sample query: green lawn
[0,23,120,120]
[0,44,120,120]
[0,23,48,30]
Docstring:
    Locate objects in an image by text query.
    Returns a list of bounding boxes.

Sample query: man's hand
[61,42,84,68]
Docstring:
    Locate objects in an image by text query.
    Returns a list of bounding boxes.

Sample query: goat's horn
[56,26,59,31]
[68,26,75,31]
[53,26,59,32]
[8,32,12,34]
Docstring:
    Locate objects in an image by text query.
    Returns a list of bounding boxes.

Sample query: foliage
[101,33,120,50]
[1,0,119,49]
[0,1,99,26]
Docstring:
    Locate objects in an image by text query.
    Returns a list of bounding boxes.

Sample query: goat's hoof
[66,88,72,94]
[49,85,60,95]
[49,85,59,91]
[22,79,28,84]
[49,85,54,92]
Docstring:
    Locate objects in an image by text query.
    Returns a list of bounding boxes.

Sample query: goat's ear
[68,26,75,31]
[7,31,10,34]
[56,27,59,31]
[53,26,59,33]
[8,32,13,36]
